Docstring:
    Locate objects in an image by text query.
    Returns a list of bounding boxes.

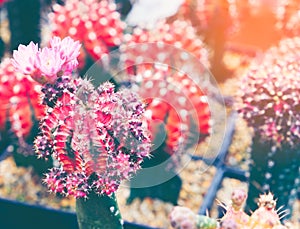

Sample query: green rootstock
[76,192,123,229]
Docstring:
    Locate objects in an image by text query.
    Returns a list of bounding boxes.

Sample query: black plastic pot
[0,197,157,229]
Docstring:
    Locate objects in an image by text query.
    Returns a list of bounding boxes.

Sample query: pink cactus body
[249,193,281,229]
[169,206,198,229]
[221,189,250,227]
[35,78,152,197]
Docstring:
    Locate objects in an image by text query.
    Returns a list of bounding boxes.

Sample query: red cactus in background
[49,0,125,68]
[238,37,300,147]
[122,19,210,68]
[124,63,211,156]
[0,58,45,143]
[119,21,211,156]
[237,37,300,220]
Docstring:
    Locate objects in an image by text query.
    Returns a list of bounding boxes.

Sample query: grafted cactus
[118,23,212,203]
[12,36,152,229]
[237,37,300,218]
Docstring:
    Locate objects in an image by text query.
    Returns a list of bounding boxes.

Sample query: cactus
[48,0,125,72]
[122,19,210,68]
[120,18,211,156]
[248,193,282,229]
[170,189,290,229]
[237,37,300,219]
[220,189,249,227]
[169,206,218,229]
[12,36,152,229]
[0,58,51,174]
[118,23,211,203]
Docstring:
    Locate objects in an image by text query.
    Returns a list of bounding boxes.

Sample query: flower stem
[76,192,123,229]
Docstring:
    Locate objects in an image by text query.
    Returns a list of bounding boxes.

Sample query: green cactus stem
[76,192,123,229]
[246,136,300,220]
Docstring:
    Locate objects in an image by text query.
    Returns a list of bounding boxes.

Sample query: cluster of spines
[40,75,76,108]
[238,37,300,148]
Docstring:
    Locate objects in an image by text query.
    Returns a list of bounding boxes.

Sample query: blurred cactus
[0,58,51,174]
[237,37,300,219]
[169,206,218,229]
[118,25,211,204]
[48,0,125,72]
[170,190,288,229]
[122,19,210,68]
[220,189,249,227]
[248,193,282,228]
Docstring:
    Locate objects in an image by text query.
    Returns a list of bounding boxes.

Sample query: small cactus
[169,206,217,229]
[170,189,290,229]
[249,193,282,229]
[220,189,249,226]
[219,218,237,229]
[170,206,199,229]
[196,215,218,229]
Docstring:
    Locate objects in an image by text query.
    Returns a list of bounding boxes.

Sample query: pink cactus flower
[50,36,81,66]
[35,47,65,83]
[12,36,81,84]
[11,42,39,75]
